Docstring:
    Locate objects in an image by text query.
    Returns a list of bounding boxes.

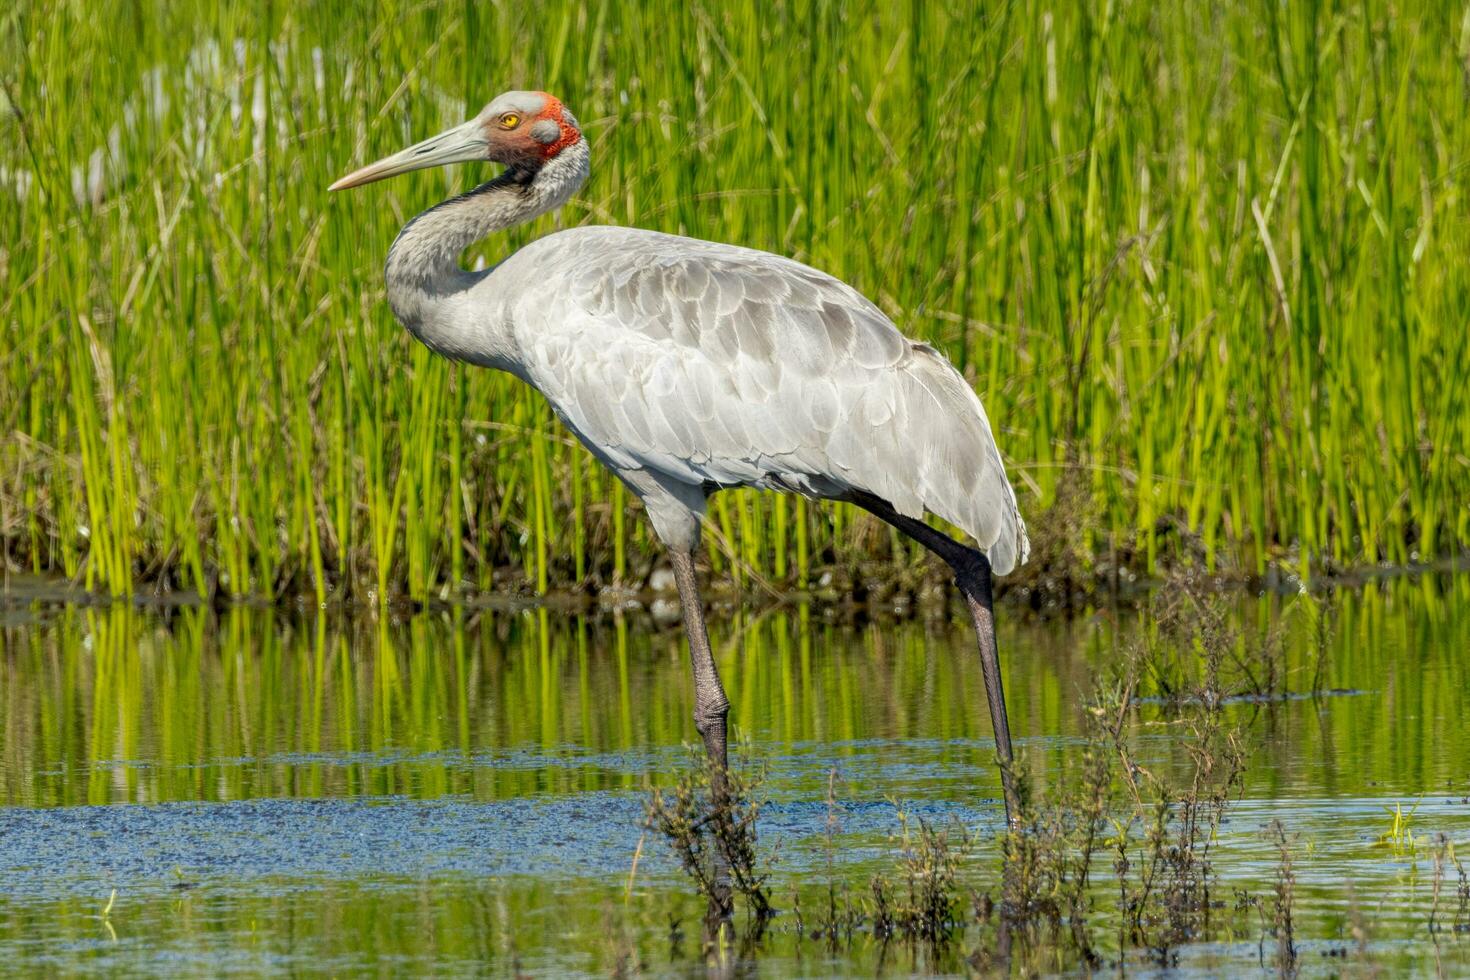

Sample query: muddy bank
[4,552,1467,625]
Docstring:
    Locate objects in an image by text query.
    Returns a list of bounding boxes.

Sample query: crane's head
[329,91,582,191]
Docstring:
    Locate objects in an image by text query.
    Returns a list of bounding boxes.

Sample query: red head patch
[533,93,582,160]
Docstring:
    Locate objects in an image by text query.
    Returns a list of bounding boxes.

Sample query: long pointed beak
[328,118,488,191]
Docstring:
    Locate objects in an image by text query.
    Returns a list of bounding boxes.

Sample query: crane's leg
[668,544,737,930]
[850,493,1020,825]
[956,550,1019,825]
[619,472,729,785]
[621,475,735,926]
[668,545,731,794]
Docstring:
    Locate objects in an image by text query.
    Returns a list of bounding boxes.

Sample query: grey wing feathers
[507,226,1030,575]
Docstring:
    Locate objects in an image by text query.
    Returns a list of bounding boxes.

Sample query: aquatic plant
[1427,834,1466,936]
[994,607,1246,969]
[642,747,774,929]
[1377,800,1421,859]
[1265,819,1299,975]
[884,803,974,946]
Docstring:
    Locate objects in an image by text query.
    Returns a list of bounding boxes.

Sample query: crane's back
[483,225,1030,575]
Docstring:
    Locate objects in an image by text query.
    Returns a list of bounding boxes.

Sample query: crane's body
[332,91,1028,823]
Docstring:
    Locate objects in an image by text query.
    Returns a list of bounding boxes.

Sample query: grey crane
[330,91,1030,822]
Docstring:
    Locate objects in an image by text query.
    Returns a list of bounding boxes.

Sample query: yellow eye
[499,112,521,129]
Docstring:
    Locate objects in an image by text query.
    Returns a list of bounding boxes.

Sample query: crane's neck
[385,139,589,365]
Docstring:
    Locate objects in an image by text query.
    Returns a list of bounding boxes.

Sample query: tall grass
[2,0,1467,600]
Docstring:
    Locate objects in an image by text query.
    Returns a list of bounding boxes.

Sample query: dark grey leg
[954,551,1019,823]
[669,546,736,928]
[850,493,1020,825]
[669,546,731,790]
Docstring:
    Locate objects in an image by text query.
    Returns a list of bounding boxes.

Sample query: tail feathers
[985,507,1029,577]
[903,347,1030,577]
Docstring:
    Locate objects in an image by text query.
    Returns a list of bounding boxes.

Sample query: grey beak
[329,117,488,191]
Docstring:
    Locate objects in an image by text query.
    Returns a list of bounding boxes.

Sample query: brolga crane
[330,91,1030,822]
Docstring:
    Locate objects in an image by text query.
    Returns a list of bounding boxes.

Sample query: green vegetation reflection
[2,575,1467,809]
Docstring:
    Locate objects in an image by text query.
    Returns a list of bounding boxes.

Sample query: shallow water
[1,576,1468,975]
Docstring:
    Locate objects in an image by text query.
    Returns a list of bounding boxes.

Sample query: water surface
[1,576,1467,974]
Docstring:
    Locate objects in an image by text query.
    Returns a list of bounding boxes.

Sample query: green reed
[2,0,1467,600]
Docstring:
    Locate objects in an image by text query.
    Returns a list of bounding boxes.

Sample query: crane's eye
[498,112,521,129]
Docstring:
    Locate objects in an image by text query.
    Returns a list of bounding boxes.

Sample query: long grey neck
[385,139,589,365]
